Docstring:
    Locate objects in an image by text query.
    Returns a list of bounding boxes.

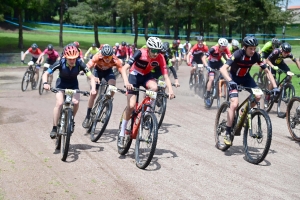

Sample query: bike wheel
[90,100,113,142]
[154,95,167,129]
[204,80,214,108]
[277,84,295,118]
[201,73,207,99]
[135,112,158,169]
[214,101,234,151]
[117,107,133,155]
[31,72,37,90]
[38,73,44,95]
[217,81,228,108]
[60,108,73,161]
[21,71,30,91]
[263,91,274,112]
[286,97,300,141]
[243,109,272,164]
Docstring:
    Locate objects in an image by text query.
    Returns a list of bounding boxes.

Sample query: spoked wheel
[135,112,158,169]
[253,72,266,88]
[21,71,30,91]
[38,74,44,95]
[60,108,73,161]
[154,95,167,129]
[117,107,133,155]
[243,109,272,164]
[217,80,228,108]
[214,101,233,151]
[200,73,207,99]
[286,97,300,141]
[90,100,113,142]
[277,84,295,118]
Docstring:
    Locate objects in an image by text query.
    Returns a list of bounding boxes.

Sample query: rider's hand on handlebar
[168,92,175,100]
[124,82,134,91]
[43,83,50,90]
[90,89,96,95]
[174,80,180,88]
[187,62,191,66]
[272,87,280,95]
[273,66,279,71]
[94,77,100,83]
[228,80,238,90]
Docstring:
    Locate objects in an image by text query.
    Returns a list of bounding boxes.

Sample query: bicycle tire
[38,73,44,95]
[214,101,234,151]
[154,95,167,129]
[117,107,133,155]
[61,108,73,161]
[277,84,295,118]
[90,100,113,142]
[243,109,272,164]
[31,71,36,90]
[204,80,214,108]
[286,96,300,141]
[201,72,207,99]
[217,80,228,109]
[21,71,30,91]
[135,112,158,169]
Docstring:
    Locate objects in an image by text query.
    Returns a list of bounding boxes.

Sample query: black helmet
[47,44,53,51]
[121,41,126,46]
[92,43,97,47]
[196,36,204,41]
[161,42,169,53]
[281,42,292,52]
[31,43,38,50]
[243,36,258,47]
[172,40,177,45]
[101,45,114,56]
[272,38,281,48]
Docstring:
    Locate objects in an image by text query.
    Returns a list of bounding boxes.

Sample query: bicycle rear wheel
[277,84,295,118]
[286,97,300,141]
[90,100,113,142]
[38,73,44,95]
[21,71,30,91]
[61,108,73,161]
[31,72,37,90]
[117,107,133,155]
[135,112,158,169]
[217,80,228,108]
[214,101,233,151]
[154,95,167,129]
[243,109,272,164]
[204,80,214,108]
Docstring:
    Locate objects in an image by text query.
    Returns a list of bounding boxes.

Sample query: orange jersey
[87,53,122,72]
[25,47,42,58]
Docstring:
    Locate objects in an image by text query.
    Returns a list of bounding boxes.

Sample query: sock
[119,119,128,137]
[86,108,92,119]
[226,126,231,135]
[52,126,57,131]
[206,91,210,97]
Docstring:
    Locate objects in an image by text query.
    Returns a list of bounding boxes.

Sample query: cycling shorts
[128,72,155,95]
[271,62,290,76]
[229,73,257,98]
[55,78,79,90]
[93,68,115,90]
[208,60,223,70]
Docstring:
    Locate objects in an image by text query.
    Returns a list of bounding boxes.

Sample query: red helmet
[64,45,79,59]
[177,39,181,44]
[73,41,80,48]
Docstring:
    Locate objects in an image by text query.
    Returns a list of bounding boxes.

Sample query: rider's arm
[84,47,92,59]
[257,53,277,88]
[260,41,272,54]
[122,50,142,85]
[37,52,45,64]
[265,49,278,69]
[79,61,96,91]
[219,64,232,81]
[201,54,208,66]
[21,49,29,61]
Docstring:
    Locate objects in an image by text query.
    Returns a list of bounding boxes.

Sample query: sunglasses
[149,48,159,54]
[103,56,112,59]
[283,51,290,54]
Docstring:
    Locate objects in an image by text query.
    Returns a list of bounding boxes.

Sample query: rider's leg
[206,72,214,97]
[72,93,80,117]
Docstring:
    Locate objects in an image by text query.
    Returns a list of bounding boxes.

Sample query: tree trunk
[222,17,226,37]
[164,19,170,38]
[122,18,126,34]
[143,15,149,41]
[94,22,99,47]
[18,8,23,49]
[186,15,191,41]
[133,12,138,46]
[112,11,117,33]
[59,0,64,47]
[199,20,204,36]
[228,23,232,42]
[174,19,179,39]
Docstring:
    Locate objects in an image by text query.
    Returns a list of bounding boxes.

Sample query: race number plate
[158,80,166,88]
[251,88,263,95]
[146,90,157,99]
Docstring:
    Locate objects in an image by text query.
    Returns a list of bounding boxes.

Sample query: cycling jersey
[128,48,167,76]
[25,48,42,59]
[207,46,231,62]
[261,41,273,54]
[184,43,191,53]
[169,45,180,58]
[226,49,266,77]
[115,46,128,57]
[42,49,59,61]
[189,44,209,63]
[229,46,239,54]
[87,53,122,72]
[84,47,99,58]
[267,48,296,65]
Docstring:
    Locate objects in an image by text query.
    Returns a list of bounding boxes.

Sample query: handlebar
[50,88,90,96]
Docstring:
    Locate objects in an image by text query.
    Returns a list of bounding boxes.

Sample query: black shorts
[56,78,79,90]
[271,62,290,76]
[94,68,115,89]
[47,58,57,65]
[208,60,223,70]
[128,72,154,94]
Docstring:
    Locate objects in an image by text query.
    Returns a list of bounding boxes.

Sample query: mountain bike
[286,96,300,141]
[215,86,272,164]
[21,61,37,91]
[190,63,206,98]
[263,69,295,118]
[253,70,268,89]
[85,82,125,142]
[38,63,50,95]
[117,88,158,169]
[51,88,89,161]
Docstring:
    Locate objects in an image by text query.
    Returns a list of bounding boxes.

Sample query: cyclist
[202,38,232,107]
[117,37,175,148]
[42,45,96,139]
[169,40,181,70]
[178,40,185,60]
[183,40,192,60]
[186,36,209,86]
[82,45,123,128]
[21,43,43,87]
[84,43,99,60]
[219,36,278,146]
[257,38,281,83]
[36,44,60,87]
[264,42,300,106]
[229,39,240,54]
[115,41,129,64]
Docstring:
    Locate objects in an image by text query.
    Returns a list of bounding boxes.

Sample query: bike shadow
[83,128,119,143]
[284,136,300,146]
[53,143,104,163]
[158,123,181,134]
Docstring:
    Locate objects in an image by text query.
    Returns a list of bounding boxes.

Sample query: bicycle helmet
[115,43,119,47]
[101,45,114,56]
[243,36,258,47]
[146,37,163,49]
[185,40,189,44]
[74,41,80,48]
[272,38,280,46]
[218,38,228,46]
[281,42,292,52]
[161,42,169,53]
[177,39,181,44]
[121,41,126,46]
[31,43,38,50]
[196,36,204,41]
[172,40,178,45]
[47,44,54,51]
[92,43,97,47]
[64,45,79,59]
[232,39,239,47]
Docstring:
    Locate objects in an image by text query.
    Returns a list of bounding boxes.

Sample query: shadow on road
[284,136,300,146]
[83,128,119,144]
[158,123,181,134]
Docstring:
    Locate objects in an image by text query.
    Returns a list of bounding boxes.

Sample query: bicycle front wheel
[61,108,73,161]
[38,73,44,95]
[286,97,300,141]
[243,109,272,164]
[117,107,133,155]
[154,95,167,129]
[277,84,295,118]
[135,112,158,169]
[31,72,37,90]
[90,100,113,142]
[21,71,30,91]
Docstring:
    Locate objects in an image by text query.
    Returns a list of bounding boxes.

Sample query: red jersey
[207,45,231,61]
[189,44,209,57]
[25,48,42,59]
[115,46,128,57]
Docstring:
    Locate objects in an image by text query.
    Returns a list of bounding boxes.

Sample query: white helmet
[146,37,163,49]
[218,38,228,46]
[115,43,119,47]
[232,39,239,47]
